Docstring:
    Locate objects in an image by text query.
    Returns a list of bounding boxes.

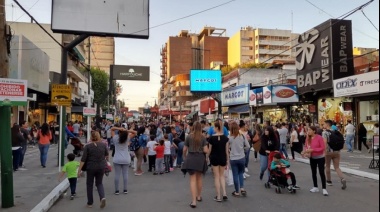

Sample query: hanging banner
[263,86,272,104]
[0,78,27,106]
[249,89,257,106]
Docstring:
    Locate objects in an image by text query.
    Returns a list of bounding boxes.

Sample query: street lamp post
[179,82,182,122]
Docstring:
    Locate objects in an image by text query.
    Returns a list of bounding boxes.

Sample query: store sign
[106,114,114,120]
[263,86,272,104]
[296,19,354,94]
[190,70,222,92]
[0,78,27,106]
[249,89,257,106]
[83,107,96,116]
[51,84,72,107]
[9,35,50,94]
[222,84,249,106]
[333,71,379,97]
[272,85,299,103]
[112,65,150,81]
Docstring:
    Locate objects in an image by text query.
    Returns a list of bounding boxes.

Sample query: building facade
[228,27,299,65]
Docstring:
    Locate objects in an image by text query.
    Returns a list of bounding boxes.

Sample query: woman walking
[78,131,109,208]
[207,121,229,202]
[229,122,250,197]
[182,122,208,208]
[290,126,302,161]
[252,124,261,162]
[112,128,131,195]
[302,126,328,196]
[134,127,148,176]
[11,124,25,171]
[38,123,52,168]
[259,126,280,180]
[357,123,369,152]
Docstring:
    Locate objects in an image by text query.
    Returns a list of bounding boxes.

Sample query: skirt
[181,152,208,175]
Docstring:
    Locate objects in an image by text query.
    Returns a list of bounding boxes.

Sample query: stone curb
[30,179,69,212]
[295,157,379,181]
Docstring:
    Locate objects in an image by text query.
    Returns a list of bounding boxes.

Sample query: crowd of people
[10,117,380,209]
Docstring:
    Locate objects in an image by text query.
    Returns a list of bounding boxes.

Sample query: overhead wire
[9,0,41,25]
[361,9,379,32]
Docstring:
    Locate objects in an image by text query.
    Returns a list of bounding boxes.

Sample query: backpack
[129,136,141,152]
[327,130,345,151]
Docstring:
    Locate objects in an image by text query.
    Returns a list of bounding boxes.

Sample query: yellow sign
[51,84,72,107]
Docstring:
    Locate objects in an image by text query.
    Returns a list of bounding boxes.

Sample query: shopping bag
[225,167,234,186]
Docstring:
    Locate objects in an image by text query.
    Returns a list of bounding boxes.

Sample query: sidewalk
[0,140,81,211]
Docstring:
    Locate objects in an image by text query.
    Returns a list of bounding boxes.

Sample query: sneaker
[114,191,120,195]
[292,185,301,190]
[245,168,249,173]
[70,195,74,200]
[100,198,106,208]
[259,173,264,180]
[341,179,347,190]
[243,173,250,178]
[287,186,293,192]
[123,190,128,194]
[134,172,142,176]
[326,181,333,186]
[18,168,28,171]
[323,189,329,196]
[153,172,158,175]
[159,172,164,175]
[310,187,319,193]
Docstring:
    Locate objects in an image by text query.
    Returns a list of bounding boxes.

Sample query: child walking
[154,140,165,175]
[59,153,80,200]
[163,134,172,173]
[146,135,157,172]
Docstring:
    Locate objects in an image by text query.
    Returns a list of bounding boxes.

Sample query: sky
[4,0,379,110]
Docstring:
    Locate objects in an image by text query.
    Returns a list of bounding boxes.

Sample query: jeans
[230,158,245,193]
[280,143,288,158]
[38,144,50,167]
[310,157,326,189]
[164,155,171,172]
[259,154,269,179]
[68,178,77,195]
[148,155,156,171]
[113,163,129,191]
[244,149,250,168]
[345,134,354,152]
[155,158,164,173]
[19,144,27,166]
[86,169,105,205]
[177,142,184,166]
[12,148,22,171]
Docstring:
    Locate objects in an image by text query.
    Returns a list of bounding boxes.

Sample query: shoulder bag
[252,132,261,152]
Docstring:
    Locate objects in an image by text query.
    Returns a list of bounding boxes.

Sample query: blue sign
[222,84,250,106]
[190,70,222,92]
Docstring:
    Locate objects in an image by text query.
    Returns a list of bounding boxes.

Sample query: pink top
[305,134,325,158]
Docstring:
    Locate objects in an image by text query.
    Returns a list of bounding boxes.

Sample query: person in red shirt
[154,140,165,175]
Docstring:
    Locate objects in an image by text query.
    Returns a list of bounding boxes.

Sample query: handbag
[104,161,112,176]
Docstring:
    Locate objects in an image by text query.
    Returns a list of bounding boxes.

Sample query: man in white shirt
[345,120,355,153]
[73,121,81,137]
[146,135,157,172]
[278,123,289,159]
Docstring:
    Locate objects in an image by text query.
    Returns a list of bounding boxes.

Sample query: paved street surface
[50,155,379,212]
[0,141,379,211]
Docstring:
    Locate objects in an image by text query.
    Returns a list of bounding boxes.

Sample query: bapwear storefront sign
[333,71,379,97]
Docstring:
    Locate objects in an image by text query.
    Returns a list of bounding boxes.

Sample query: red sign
[275,89,296,98]
[309,105,316,113]
[200,99,215,114]
[0,83,25,97]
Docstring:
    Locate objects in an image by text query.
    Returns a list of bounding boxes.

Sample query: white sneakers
[243,173,250,178]
[310,187,329,196]
[310,187,319,193]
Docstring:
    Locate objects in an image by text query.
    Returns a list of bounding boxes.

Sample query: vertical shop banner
[263,86,272,104]
[0,78,28,106]
[256,87,263,105]
[271,85,299,103]
[221,84,250,106]
[249,89,257,106]
[296,19,354,94]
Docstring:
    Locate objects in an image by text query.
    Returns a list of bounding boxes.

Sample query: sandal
[196,197,202,202]
[231,192,240,197]
[189,203,197,208]
[213,196,222,202]
[223,195,228,201]
[241,190,247,196]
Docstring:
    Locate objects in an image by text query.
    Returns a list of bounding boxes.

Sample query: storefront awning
[227,104,250,114]
[186,111,198,119]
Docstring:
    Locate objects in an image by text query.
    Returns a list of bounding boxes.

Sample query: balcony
[68,60,86,82]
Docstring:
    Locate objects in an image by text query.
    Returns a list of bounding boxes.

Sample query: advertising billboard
[0,78,28,106]
[263,86,272,104]
[333,71,379,97]
[112,65,150,81]
[271,85,299,103]
[222,84,250,106]
[256,87,263,105]
[249,89,257,106]
[296,19,354,94]
[190,70,222,93]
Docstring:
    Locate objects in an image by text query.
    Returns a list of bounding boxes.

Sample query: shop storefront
[222,84,250,119]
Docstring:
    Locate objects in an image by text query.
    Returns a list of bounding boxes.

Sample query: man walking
[278,123,289,160]
[344,120,355,153]
[19,121,31,170]
[73,120,81,137]
[323,120,347,190]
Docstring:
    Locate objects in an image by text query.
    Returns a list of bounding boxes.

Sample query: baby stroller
[71,137,84,157]
[264,152,297,194]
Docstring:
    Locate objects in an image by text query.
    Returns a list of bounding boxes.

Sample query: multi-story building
[228,27,299,65]
[85,37,115,74]
[159,27,228,120]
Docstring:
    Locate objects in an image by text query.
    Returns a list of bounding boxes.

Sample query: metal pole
[0,106,14,208]
[58,106,63,172]
[87,37,91,142]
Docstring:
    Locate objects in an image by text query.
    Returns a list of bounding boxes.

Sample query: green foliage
[91,67,109,107]
[222,62,268,76]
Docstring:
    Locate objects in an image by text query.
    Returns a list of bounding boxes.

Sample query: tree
[91,67,109,107]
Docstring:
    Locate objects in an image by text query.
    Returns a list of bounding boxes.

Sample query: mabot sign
[51,84,72,107]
